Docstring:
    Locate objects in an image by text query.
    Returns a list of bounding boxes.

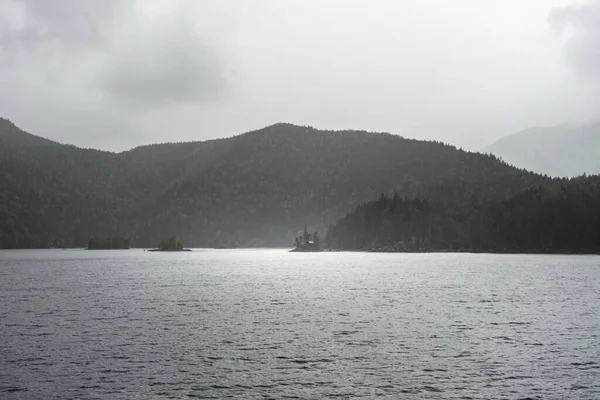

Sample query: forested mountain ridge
[0,117,58,148]
[0,118,580,249]
[132,124,553,247]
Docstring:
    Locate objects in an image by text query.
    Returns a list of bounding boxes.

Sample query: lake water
[1,249,599,399]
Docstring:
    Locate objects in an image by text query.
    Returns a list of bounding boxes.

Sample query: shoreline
[1,247,599,256]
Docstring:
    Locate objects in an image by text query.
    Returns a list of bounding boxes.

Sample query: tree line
[325,178,600,253]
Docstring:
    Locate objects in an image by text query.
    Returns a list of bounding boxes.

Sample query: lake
[1,249,599,399]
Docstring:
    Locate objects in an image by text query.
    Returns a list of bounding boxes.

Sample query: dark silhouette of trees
[292,227,322,251]
[158,236,183,251]
[326,181,600,253]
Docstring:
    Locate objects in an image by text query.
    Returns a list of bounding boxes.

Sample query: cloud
[0,0,122,51]
[549,1,600,88]
[99,9,224,107]
[0,0,227,109]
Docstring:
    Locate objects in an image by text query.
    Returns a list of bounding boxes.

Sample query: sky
[1,0,599,151]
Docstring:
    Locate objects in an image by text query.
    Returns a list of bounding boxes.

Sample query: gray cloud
[549,1,600,88]
[0,0,226,108]
[99,10,224,107]
[0,0,122,52]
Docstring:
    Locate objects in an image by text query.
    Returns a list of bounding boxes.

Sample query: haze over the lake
[1,0,600,151]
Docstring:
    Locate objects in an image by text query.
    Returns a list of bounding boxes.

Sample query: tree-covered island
[291,227,323,252]
[149,236,192,252]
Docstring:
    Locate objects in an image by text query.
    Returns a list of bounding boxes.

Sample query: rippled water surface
[1,250,599,399]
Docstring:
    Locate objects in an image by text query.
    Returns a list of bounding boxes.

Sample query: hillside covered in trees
[326,177,600,253]
[0,117,593,249]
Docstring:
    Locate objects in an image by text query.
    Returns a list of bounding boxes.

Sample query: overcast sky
[1,0,599,151]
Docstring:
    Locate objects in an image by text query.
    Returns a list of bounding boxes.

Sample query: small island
[290,227,323,252]
[86,236,131,250]
[149,236,192,252]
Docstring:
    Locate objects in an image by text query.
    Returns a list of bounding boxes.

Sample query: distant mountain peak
[483,123,600,177]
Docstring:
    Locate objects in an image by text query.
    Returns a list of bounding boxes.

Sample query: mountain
[0,118,563,249]
[483,123,600,177]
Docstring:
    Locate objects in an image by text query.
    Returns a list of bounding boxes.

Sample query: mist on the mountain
[483,123,600,177]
